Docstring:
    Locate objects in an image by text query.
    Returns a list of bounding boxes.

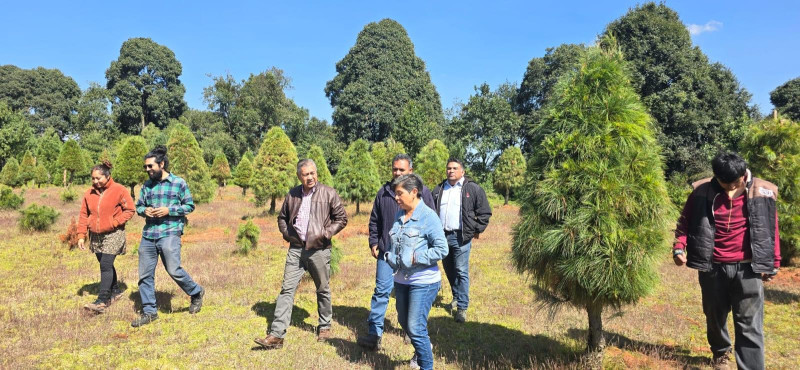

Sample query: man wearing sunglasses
[130,146,205,327]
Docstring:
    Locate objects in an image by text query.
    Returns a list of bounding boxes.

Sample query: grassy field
[1,185,798,369]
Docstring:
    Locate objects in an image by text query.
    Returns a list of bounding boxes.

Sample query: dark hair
[144,146,169,171]
[712,152,747,183]
[446,158,464,169]
[91,160,113,177]
[392,174,423,198]
[392,154,413,169]
[297,158,317,174]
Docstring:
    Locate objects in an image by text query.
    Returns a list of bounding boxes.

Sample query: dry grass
[0,186,798,369]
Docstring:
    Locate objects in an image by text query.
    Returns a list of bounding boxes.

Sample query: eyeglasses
[143,164,158,170]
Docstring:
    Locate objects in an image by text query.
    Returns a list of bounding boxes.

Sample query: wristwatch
[672,249,684,257]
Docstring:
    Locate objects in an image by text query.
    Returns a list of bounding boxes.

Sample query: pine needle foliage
[236,219,261,255]
[19,204,59,232]
[18,151,36,185]
[233,156,254,196]
[415,139,449,189]
[58,139,85,186]
[370,139,406,183]
[0,185,24,210]
[307,145,333,186]
[334,139,380,214]
[210,152,232,187]
[493,146,526,205]
[741,117,800,265]
[114,136,149,199]
[167,123,216,204]
[511,41,674,354]
[1,158,21,187]
[252,127,298,212]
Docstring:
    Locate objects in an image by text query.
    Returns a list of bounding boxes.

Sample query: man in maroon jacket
[673,152,780,370]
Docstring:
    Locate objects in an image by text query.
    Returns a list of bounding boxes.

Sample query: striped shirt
[136,173,195,240]
[294,186,316,241]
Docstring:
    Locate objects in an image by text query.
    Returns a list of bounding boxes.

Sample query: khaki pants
[269,247,332,338]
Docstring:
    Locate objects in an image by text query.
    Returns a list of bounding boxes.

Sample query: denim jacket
[384,202,449,277]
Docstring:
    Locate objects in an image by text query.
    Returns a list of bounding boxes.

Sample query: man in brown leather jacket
[255,159,348,349]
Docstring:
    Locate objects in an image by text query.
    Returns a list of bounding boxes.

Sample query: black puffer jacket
[431,177,492,242]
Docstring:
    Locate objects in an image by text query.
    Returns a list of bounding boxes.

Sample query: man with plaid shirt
[131,146,205,328]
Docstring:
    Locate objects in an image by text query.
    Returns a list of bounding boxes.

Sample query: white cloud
[687,20,723,35]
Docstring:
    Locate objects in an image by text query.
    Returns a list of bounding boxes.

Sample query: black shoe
[131,313,158,327]
[357,333,382,351]
[189,287,204,314]
[110,286,124,303]
[455,309,467,323]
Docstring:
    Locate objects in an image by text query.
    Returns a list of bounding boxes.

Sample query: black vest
[685,176,778,273]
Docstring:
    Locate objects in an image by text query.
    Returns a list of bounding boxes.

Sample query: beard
[148,169,163,181]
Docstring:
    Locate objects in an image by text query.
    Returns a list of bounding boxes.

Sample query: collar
[397,201,423,222]
[90,178,116,194]
[446,177,465,188]
[302,185,317,196]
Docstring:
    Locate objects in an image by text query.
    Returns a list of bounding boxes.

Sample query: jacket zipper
[96,189,105,232]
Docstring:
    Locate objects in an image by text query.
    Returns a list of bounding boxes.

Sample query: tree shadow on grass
[566,328,709,369]
[77,281,129,296]
[127,290,176,314]
[765,287,800,304]
[429,316,576,368]
[321,305,403,368]
[249,301,314,350]
[331,304,403,338]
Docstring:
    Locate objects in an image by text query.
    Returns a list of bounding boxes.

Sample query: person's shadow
[77,281,129,296]
[566,328,709,369]
[765,287,800,304]
[127,290,176,313]
[249,301,314,351]
[324,305,402,367]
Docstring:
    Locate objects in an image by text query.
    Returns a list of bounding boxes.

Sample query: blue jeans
[395,281,440,370]
[442,231,471,310]
[138,236,202,315]
[366,255,395,336]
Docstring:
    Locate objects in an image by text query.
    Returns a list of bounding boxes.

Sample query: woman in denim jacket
[384,174,448,370]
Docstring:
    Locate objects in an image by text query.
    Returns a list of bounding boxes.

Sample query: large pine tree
[58,139,85,186]
[334,139,380,214]
[114,136,149,198]
[325,18,443,143]
[210,152,232,188]
[167,123,215,204]
[252,127,297,213]
[233,156,254,196]
[307,145,333,186]
[511,42,673,361]
[415,139,449,189]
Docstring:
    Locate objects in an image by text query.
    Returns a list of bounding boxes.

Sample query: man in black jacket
[431,158,492,323]
[357,154,435,351]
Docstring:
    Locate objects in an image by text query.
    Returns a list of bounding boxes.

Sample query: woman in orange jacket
[77,161,135,313]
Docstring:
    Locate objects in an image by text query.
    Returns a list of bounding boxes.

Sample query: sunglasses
[143,164,159,170]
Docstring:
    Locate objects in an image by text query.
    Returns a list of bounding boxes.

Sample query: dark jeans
[442,231,471,310]
[366,255,394,337]
[95,253,118,302]
[699,263,765,370]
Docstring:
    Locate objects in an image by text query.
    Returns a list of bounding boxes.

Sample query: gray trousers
[699,263,765,370]
[269,247,332,338]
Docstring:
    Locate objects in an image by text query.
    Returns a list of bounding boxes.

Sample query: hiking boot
[84,299,108,314]
[130,313,158,327]
[455,309,467,323]
[357,333,382,351]
[449,300,458,312]
[189,287,204,314]
[711,353,731,370]
[254,335,284,349]
[317,327,331,342]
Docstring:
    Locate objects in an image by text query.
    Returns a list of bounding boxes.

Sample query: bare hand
[673,252,687,266]
[762,273,776,282]
[78,238,86,251]
[370,245,379,259]
[149,207,170,218]
[144,207,155,217]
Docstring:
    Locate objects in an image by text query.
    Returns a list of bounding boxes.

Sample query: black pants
[95,253,118,302]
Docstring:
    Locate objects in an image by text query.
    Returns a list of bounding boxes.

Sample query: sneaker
[409,353,420,370]
[189,287,204,314]
[356,333,382,351]
[317,327,331,342]
[254,335,284,349]
[449,300,458,312]
[131,313,158,327]
[455,309,467,323]
[84,299,108,314]
[711,353,731,370]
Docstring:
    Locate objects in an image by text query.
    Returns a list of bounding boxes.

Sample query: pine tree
[334,139,380,214]
[370,139,407,183]
[34,128,63,185]
[493,146,526,205]
[58,139,84,186]
[210,152,232,188]
[241,149,255,163]
[252,127,298,213]
[0,158,20,187]
[114,136,149,198]
[233,156,254,196]
[167,123,216,204]
[415,139,449,189]
[17,151,36,186]
[33,164,49,188]
[741,117,800,265]
[511,42,673,361]
[307,145,333,186]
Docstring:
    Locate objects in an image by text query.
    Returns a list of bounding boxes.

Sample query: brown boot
[254,335,284,349]
[84,300,108,314]
[711,353,731,370]
[317,327,331,342]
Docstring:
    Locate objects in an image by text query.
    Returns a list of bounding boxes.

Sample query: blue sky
[1,1,798,121]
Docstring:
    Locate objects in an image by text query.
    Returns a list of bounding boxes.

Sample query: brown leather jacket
[277,184,348,249]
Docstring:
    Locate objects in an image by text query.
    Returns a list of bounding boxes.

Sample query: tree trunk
[269,196,276,214]
[62,169,67,187]
[504,188,510,205]
[130,185,136,199]
[586,303,605,368]
[356,201,360,214]
[242,187,247,196]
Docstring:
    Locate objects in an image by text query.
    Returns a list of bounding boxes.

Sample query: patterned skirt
[89,228,127,255]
